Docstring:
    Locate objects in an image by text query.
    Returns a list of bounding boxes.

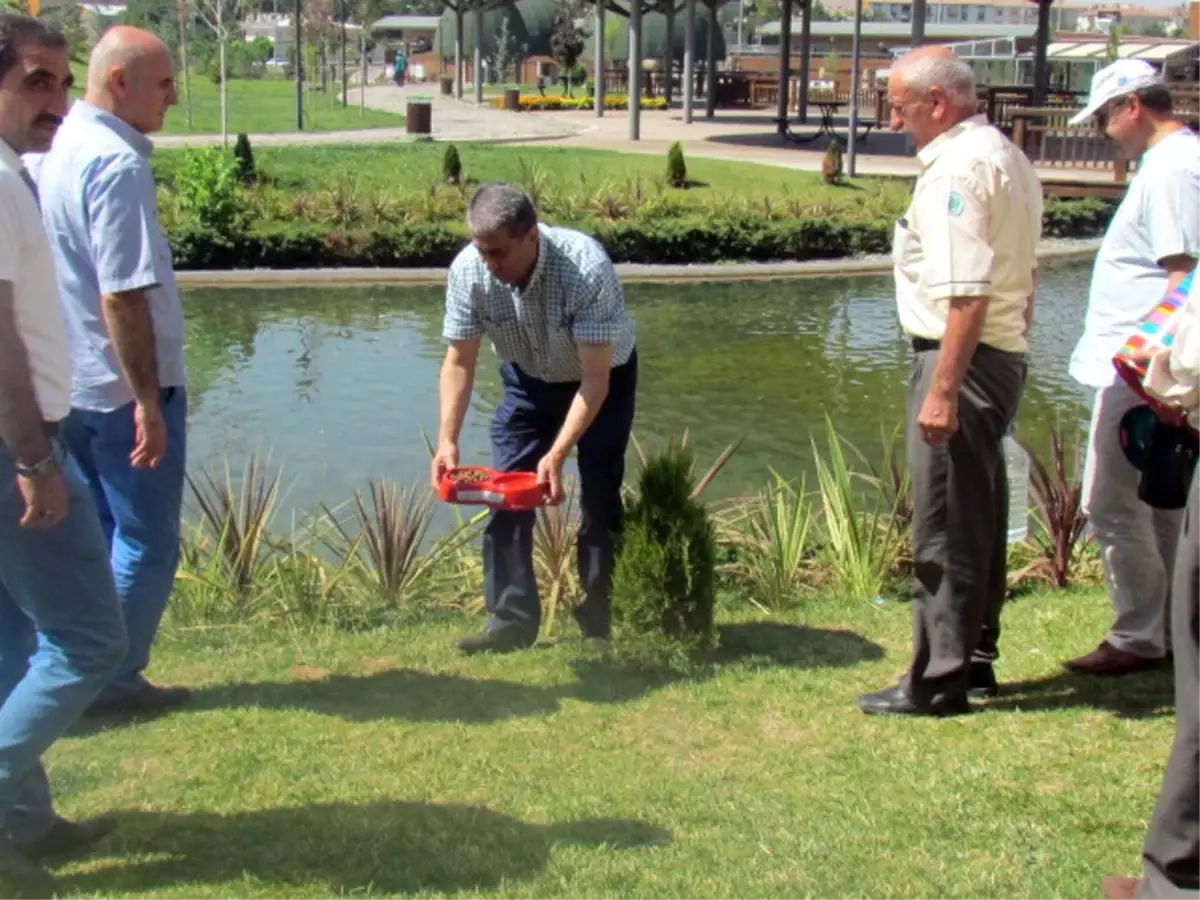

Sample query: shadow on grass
[123,623,888,725]
[64,802,672,896]
[189,667,563,724]
[984,668,1173,719]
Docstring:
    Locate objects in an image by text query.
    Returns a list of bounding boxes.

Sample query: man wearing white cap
[1064,59,1200,677]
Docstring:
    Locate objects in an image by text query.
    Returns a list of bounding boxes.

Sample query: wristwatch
[15,454,60,479]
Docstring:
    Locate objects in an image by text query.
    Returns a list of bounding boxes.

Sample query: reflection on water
[183,258,1095,521]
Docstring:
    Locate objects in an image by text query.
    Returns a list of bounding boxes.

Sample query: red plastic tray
[438,467,550,512]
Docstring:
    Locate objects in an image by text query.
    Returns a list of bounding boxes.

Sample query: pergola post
[454,4,464,98]
[683,0,695,122]
[595,0,606,116]
[629,0,642,139]
[473,0,484,104]
[664,1,675,105]
[704,0,715,118]
[774,0,791,127]
[797,0,812,123]
[1032,0,1052,105]
[911,0,925,45]
[847,0,863,175]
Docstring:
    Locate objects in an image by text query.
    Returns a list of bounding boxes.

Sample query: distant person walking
[393,51,407,87]
[0,14,128,896]
[1062,59,1200,678]
[30,25,190,718]
[858,46,1043,717]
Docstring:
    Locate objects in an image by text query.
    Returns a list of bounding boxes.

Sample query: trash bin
[440,75,453,96]
[503,87,520,111]
[406,99,432,136]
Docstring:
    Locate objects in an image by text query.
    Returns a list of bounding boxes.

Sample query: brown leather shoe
[1064,641,1163,676]
[1101,875,1140,899]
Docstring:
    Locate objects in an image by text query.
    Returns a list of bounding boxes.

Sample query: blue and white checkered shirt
[443,224,637,383]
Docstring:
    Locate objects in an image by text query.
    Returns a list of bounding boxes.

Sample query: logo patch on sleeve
[948,190,966,217]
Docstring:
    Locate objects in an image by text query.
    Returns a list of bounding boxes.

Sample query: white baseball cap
[1069,59,1165,125]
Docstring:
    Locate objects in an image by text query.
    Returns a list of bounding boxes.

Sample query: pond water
[183,257,1095,524]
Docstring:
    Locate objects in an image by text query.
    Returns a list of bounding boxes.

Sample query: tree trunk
[359,28,365,115]
[219,37,228,147]
[178,8,193,129]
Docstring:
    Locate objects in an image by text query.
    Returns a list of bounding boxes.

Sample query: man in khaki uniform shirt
[860,46,1043,717]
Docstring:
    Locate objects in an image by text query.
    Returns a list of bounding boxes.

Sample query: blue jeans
[62,387,186,701]
[0,440,126,843]
[483,353,637,641]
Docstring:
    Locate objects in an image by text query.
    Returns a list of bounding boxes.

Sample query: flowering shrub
[491,94,669,111]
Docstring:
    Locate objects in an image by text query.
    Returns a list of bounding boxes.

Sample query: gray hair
[467,183,538,238]
[897,53,976,108]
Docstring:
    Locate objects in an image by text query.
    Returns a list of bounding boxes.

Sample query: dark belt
[912,337,940,353]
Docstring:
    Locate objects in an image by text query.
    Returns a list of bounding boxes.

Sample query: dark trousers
[482,353,637,641]
[1141,473,1200,899]
[907,341,1027,704]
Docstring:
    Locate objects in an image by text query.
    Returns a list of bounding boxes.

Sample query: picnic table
[775,98,875,146]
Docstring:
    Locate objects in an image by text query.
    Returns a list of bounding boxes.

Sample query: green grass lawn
[153,143,912,224]
[162,77,404,135]
[46,585,1173,898]
[68,64,403,134]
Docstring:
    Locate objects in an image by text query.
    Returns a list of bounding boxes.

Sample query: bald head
[87,26,168,94]
[85,24,176,134]
[891,46,976,112]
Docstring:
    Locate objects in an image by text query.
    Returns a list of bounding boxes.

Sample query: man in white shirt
[0,14,128,897]
[1064,59,1199,677]
[859,46,1043,717]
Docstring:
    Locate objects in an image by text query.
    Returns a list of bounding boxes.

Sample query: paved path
[152,84,1120,188]
[153,83,588,149]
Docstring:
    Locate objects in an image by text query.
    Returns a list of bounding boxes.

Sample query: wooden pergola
[438,0,723,140]
[766,0,1053,170]
[439,0,1054,145]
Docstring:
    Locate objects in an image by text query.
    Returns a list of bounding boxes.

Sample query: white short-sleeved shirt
[1069,128,1200,389]
[0,139,70,423]
[893,115,1044,355]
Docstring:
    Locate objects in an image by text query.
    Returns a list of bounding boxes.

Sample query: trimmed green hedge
[168,200,1114,270]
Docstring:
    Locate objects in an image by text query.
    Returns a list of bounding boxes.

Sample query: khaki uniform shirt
[893,115,1044,355]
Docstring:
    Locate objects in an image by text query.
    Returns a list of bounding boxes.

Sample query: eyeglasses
[1095,96,1130,129]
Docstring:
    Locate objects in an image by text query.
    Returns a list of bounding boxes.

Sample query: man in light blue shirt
[432,183,638,655]
[29,25,189,716]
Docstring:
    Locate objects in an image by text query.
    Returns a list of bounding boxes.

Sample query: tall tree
[550,0,585,97]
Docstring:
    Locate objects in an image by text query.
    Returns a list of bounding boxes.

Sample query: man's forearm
[931,297,989,399]
[0,291,53,465]
[437,359,475,446]
[550,374,610,460]
[101,290,159,405]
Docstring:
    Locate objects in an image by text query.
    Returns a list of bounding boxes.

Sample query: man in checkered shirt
[432,183,638,655]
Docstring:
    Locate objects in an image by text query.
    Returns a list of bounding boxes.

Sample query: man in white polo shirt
[1063,60,1199,678]
[0,13,128,896]
[859,46,1042,717]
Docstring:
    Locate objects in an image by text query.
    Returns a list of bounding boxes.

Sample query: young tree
[193,0,247,147]
[550,0,585,97]
[492,13,516,84]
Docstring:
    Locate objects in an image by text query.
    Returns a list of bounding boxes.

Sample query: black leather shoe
[455,628,534,656]
[967,663,999,700]
[83,683,192,719]
[858,683,971,718]
[20,815,117,862]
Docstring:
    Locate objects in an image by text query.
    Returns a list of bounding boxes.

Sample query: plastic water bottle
[1004,423,1030,544]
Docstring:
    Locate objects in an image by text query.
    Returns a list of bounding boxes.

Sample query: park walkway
[152,81,1120,188]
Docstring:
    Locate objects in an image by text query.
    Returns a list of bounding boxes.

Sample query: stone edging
[175,239,1100,289]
